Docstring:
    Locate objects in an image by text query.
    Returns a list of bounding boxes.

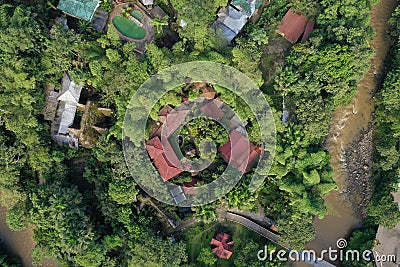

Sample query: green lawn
[181,222,268,267]
[131,10,143,21]
[112,16,146,39]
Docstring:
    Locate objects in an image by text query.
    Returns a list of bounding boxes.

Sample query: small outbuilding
[183,178,198,195]
[219,130,262,173]
[141,0,154,9]
[91,10,109,31]
[210,232,234,259]
[203,87,217,99]
[57,0,100,21]
[158,105,174,123]
[277,8,315,43]
[146,136,183,181]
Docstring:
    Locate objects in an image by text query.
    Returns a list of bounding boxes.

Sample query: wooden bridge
[225,211,289,249]
[224,211,336,267]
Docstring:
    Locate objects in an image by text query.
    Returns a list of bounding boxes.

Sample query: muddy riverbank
[0,207,57,267]
[342,129,374,215]
[0,207,35,266]
[306,0,398,264]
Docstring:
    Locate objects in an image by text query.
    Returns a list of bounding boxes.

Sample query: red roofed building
[158,105,173,123]
[162,109,191,137]
[301,19,315,43]
[146,136,183,181]
[210,232,234,259]
[203,87,217,99]
[277,8,314,43]
[193,81,207,88]
[270,224,278,232]
[200,101,224,120]
[183,178,198,195]
[146,136,164,159]
[219,130,262,173]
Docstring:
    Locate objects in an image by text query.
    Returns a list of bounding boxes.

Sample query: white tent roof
[142,0,154,5]
[58,102,77,134]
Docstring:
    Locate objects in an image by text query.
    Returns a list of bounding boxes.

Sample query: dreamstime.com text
[257,238,397,263]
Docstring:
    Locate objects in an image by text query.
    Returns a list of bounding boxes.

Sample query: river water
[305,0,398,264]
[0,207,36,266]
[0,207,57,267]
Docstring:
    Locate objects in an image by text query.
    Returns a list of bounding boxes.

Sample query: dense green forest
[0,0,398,266]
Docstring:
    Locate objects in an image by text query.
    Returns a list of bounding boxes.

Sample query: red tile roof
[158,105,173,123]
[146,136,183,181]
[183,178,198,195]
[219,130,262,173]
[203,87,217,99]
[301,19,315,43]
[146,136,164,159]
[200,101,224,120]
[210,233,234,259]
[193,81,207,88]
[277,8,309,43]
[162,109,191,137]
[270,224,278,232]
[153,154,183,181]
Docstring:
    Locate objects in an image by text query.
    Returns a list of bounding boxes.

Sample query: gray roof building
[169,186,187,204]
[56,74,82,134]
[57,102,78,134]
[214,0,262,43]
[141,0,154,6]
[91,10,108,31]
[50,73,83,149]
[58,74,82,104]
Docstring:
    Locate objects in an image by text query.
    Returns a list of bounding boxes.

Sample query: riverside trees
[366,5,400,229]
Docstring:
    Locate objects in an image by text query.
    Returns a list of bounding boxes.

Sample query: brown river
[303,0,398,265]
[0,207,57,267]
[0,206,36,266]
[0,207,57,266]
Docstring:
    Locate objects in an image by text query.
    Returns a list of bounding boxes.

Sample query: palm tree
[121,8,130,18]
[77,20,92,33]
[47,1,57,10]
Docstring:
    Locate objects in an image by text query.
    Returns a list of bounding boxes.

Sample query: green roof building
[57,0,100,21]
[231,0,262,16]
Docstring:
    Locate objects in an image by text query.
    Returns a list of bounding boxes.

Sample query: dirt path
[188,223,215,262]
[260,36,292,86]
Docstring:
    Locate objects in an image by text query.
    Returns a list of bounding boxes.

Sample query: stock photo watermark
[257,238,396,263]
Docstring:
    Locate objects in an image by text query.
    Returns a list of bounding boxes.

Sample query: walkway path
[224,211,287,248]
[224,211,335,267]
